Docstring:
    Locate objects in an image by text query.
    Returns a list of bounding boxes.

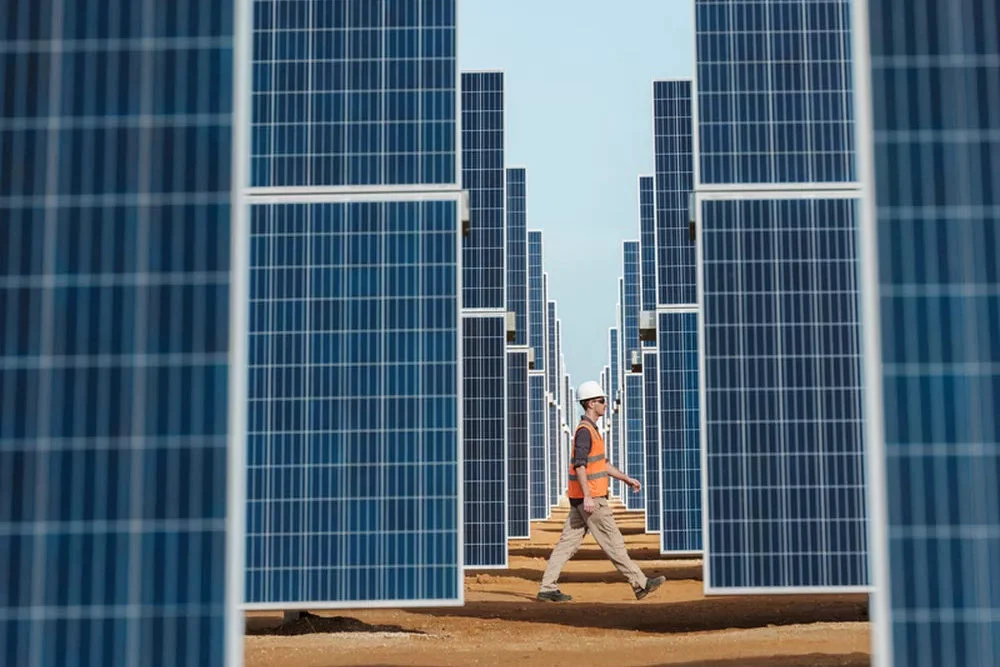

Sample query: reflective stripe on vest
[566,419,609,499]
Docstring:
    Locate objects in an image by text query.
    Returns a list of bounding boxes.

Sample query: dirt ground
[245,504,871,667]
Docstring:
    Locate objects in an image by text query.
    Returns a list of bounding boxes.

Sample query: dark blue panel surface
[547,403,558,507]
[251,0,457,187]
[624,373,645,512]
[702,198,867,588]
[462,315,506,567]
[528,373,547,520]
[639,176,657,318]
[246,200,461,604]
[658,312,701,553]
[506,169,528,346]
[0,2,233,664]
[867,0,1000,662]
[695,0,855,185]
[527,232,544,371]
[653,80,696,306]
[643,351,661,533]
[608,328,622,498]
[506,350,530,539]
[546,302,557,395]
[461,72,504,309]
[622,241,641,363]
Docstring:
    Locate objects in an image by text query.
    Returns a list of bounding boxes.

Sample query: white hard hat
[577,380,605,402]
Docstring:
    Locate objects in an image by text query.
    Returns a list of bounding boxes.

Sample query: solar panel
[658,311,702,555]
[528,372,547,521]
[0,2,240,664]
[638,176,658,332]
[461,314,507,568]
[546,301,557,398]
[856,1,1000,663]
[527,231,545,371]
[643,350,661,534]
[251,0,458,188]
[695,0,855,186]
[622,241,641,362]
[699,194,868,592]
[245,197,463,606]
[506,168,528,346]
[608,328,622,499]
[460,71,505,309]
[548,402,559,508]
[623,373,646,512]
[653,80,696,306]
[506,350,530,539]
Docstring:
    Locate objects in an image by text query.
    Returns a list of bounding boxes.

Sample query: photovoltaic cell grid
[246,200,461,605]
[460,71,504,309]
[701,197,867,590]
[0,2,235,665]
[658,312,702,554]
[251,0,457,189]
[608,328,622,499]
[461,315,506,568]
[643,351,661,533]
[506,350,529,539]
[624,374,645,512]
[865,1,1000,663]
[622,241,641,362]
[639,175,657,318]
[527,232,544,371]
[547,403,559,507]
[653,80,695,306]
[506,168,527,346]
[528,373,547,521]
[546,302,557,396]
[695,0,855,185]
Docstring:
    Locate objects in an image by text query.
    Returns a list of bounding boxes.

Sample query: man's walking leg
[585,499,649,593]
[538,507,587,595]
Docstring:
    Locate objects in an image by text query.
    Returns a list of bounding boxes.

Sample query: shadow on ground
[412,596,868,634]
[246,612,425,636]
[476,565,702,583]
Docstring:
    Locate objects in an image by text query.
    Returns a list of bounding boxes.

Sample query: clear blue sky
[459,0,694,390]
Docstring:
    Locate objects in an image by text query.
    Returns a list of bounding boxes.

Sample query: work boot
[635,575,666,600]
[536,589,572,602]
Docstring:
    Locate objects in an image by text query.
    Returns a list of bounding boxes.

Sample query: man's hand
[582,496,596,514]
[627,477,641,493]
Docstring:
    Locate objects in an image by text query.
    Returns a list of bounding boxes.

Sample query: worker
[536,380,666,602]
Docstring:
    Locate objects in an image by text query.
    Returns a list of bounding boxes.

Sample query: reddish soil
[245,505,870,666]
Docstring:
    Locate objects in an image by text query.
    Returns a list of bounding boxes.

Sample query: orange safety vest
[567,419,609,499]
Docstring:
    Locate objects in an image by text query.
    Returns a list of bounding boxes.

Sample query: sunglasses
[592,397,606,404]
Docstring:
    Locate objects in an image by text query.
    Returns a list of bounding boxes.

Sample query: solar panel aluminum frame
[849,1,892,661]
[654,306,704,556]
[461,311,510,571]
[241,189,466,610]
[695,188,871,596]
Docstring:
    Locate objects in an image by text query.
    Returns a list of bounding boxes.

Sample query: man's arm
[606,462,641,492]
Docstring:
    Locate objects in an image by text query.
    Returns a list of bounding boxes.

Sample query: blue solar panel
[861,1,1000,663]
[653,80,696,306]
[548,402,559,507]
[0,2,237,664]
[623,373,646,512]
[622,241,641,363]
[528,372,547,520]
[251,0,457,188]
[701,196,867,591]
[638,175,657,319]
[246,199,462,605]
[643,350,661,534]
[527,231,544,371]
[461,315,506,568]
[608,328,622,499]
[461,71,505,309]
[695,0,855,185]
[658,312,702,554]
[506,350,530,539]
[506,168,528,346]
[546,301,557,396]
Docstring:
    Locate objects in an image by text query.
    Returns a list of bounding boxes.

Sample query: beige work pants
[539,498,647,593]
